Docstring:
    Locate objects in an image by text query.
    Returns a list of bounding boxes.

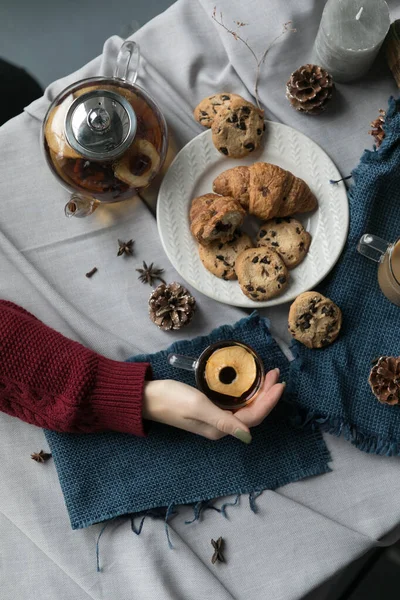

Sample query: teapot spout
[65,194,98,218]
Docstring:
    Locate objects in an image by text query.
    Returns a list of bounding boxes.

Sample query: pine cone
[286,64,334,115]
[149,282,196,331]
[369,109,386,148]
[385,19,400,88]
[369,356,400,405]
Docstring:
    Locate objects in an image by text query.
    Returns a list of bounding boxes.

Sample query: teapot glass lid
[65,89,137,161]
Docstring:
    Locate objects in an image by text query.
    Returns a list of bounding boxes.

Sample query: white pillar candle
[313,0,390,82]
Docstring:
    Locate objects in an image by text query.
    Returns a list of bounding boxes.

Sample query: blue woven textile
[45,313,330,530]
[288,97,400,456]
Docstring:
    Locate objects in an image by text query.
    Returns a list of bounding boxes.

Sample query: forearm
[0,300,150,435]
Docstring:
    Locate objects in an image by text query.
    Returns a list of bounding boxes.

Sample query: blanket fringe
[165,502,177,549]
[131,514,146,535]
[128,493,244,544]
[249,490,263,513]
[292,409,400,457]
[220,494,240,518]
[184,500,222,524]
[130,507,167,535]
[249,490,264,513]
[96,520,113,572]
[184,494,241,524]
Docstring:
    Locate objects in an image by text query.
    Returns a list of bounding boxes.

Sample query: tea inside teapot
[43,78,167,204]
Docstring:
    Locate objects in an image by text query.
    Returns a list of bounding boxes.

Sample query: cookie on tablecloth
[288,291,342,348]
[257,217,311,269]
[235,247,289,301]
[211,98,265,158]
[199,230,253,280]
[193,93,243,128]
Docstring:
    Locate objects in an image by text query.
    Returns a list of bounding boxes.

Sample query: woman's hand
[142,368,285,443]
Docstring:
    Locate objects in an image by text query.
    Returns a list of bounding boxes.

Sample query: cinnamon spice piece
[85,267,98,278]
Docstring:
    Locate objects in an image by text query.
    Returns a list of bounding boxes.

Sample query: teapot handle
[114,40,140,84]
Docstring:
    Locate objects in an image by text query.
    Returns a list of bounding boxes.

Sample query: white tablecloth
[1,1,400,598]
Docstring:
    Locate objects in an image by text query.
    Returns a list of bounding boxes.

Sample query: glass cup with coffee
[168,340,265,410]
[357,234,400,306]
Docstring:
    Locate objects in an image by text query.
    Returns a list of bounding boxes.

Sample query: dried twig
[212,7,296,110]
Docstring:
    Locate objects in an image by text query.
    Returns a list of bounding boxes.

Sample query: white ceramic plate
[157,122,349,307]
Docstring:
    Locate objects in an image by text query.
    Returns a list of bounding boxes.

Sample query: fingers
[237,383,285,426]
[235,369,285,427]
[262,367,281,391]
[174,417,226,441]
[193,396,253,444]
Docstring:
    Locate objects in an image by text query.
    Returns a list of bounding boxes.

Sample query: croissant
[190,193,245,246]
[213,162,317,220]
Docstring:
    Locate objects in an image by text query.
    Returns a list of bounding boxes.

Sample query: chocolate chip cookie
[211,98,265,158]
[199,230,253,280]
[257,217,311,269]
[235,248,289,301]
[288,292,342,348]
[193,93,243,128]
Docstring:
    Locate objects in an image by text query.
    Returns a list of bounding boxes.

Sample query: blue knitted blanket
[45,313,330,530]
[288,96,400,456]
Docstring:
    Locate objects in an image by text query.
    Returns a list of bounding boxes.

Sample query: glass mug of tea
[168,340,265,410]
[357,234,400,306]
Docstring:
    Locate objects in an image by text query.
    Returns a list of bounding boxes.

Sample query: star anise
[31,450,52,463]
[136,261,166,286]
[211,537,225,564]
[117,239,134,256]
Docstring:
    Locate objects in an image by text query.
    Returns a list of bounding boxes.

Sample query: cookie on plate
[211,98,265,158]
[257,217,311,269]
[190,193,245,246]
[288,291,342,348]
[199,230,253,280]
[193,93,243,128]
[235,247,289,301]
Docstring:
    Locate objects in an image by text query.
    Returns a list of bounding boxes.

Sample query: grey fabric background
[0,0,174,86]
[0,1,400,599]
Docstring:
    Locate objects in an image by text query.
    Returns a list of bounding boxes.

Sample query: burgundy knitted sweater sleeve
[0,300,151,435]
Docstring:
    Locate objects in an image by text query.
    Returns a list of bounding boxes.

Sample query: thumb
[198,400,252,444]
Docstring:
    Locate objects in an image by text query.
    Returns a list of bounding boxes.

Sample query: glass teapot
[41,41,168,217]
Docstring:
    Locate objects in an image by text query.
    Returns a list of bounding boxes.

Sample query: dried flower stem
[212,8,296,110]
